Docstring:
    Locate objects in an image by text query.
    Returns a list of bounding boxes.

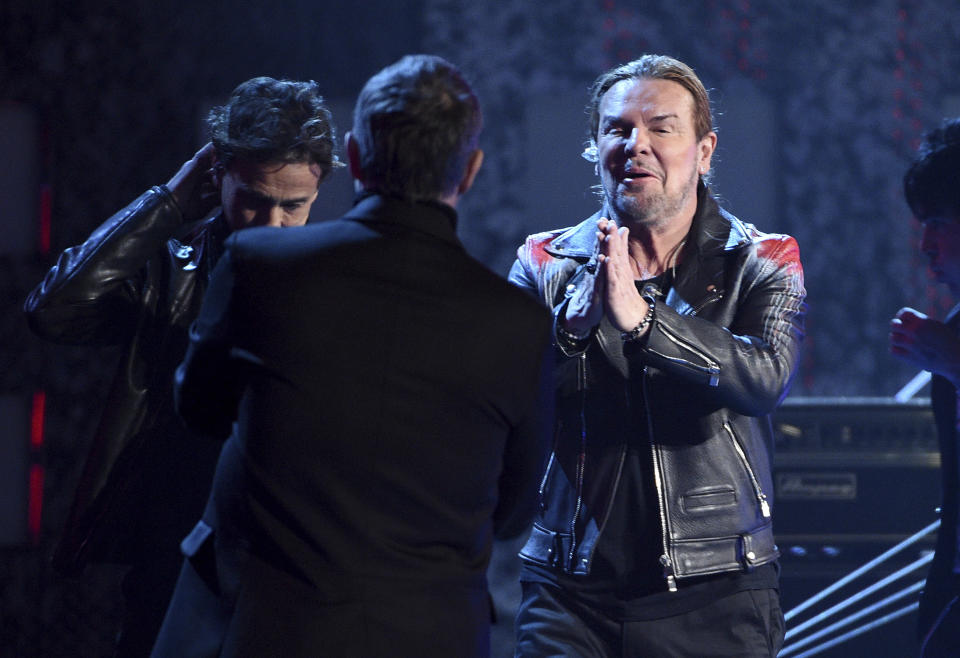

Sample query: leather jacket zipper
[690,289,722,315]
[643,367,677,592]
[723,422,771,518]
[566,351,629,575]
[569,353,588,569]
[538,452,555,508]
[653,322,720,386]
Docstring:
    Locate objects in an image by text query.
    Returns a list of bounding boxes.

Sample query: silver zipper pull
[708,368,719,387]
[760,496,771,518]
[660,554,678,592]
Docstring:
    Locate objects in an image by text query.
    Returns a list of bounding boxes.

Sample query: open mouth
[623,166,656,182]
[622,171,656,186]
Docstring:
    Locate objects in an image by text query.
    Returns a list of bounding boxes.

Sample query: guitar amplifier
[771,399,940,658]
[772,396,940,543]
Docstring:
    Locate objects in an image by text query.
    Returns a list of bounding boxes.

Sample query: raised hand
[596,217,649,334]
[562,242,605,337]
[165,142,220,222]
[890,307,960,386]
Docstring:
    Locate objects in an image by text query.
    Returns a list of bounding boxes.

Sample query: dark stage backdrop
[2,0,959,655]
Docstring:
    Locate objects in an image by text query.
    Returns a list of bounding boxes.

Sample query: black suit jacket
[153,193,552,657]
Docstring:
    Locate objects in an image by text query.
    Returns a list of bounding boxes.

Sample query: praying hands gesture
[562,217,651,337]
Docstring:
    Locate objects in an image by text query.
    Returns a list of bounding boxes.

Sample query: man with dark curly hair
[890,117,960,658]
[24,76,341,657]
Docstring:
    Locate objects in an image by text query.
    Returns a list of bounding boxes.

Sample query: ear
[345,132,365,184]
[456,149,484,196]
[697,131,717,176]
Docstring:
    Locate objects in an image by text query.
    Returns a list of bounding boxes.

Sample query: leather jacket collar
[543,181,753,262]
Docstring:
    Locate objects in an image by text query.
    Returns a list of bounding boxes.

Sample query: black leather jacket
[24,186,226,572]
[508,184,806,590]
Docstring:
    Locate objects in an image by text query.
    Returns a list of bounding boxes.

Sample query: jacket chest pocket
[681,486,737,513]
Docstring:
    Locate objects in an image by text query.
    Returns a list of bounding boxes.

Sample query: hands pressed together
[562,218,651,338]
[890,307,960,386]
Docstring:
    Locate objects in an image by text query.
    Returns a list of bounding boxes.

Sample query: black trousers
[515,581,784,658]
[115,554,183,658]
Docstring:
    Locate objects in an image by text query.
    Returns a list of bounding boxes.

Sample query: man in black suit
[150,54,553,658]
[890,117,960,657]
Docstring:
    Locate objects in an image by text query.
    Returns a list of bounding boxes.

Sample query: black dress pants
[515,581,784,658]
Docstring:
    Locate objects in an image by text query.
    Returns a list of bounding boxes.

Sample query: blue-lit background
[2,0,959,655]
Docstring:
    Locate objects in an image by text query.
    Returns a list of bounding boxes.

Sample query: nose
[253,205,284,228]
[265,206,284,228]
[625,127,649,155]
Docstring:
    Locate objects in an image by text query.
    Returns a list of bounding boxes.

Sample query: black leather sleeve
[638,235,806,417]
[23,186,183,345]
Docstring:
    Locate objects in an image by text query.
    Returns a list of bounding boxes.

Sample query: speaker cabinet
[772,397,938,657]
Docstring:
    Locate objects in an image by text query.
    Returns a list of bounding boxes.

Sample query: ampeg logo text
[775,472,857,500]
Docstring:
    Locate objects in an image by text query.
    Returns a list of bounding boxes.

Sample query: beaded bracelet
[620,298,656,342]
[557,321,593,344]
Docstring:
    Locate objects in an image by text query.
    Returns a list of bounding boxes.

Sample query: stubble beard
[607,165,699,229]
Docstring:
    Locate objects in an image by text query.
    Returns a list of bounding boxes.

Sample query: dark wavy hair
[904,117,960,219]
[351,54,482,201]
[208,77,343,181]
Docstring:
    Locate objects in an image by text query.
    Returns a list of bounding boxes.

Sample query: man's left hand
[890,307,960,386]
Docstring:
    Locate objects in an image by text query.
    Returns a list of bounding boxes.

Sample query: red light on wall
[30,391,45,448]
[28,391,46,545]
[28,464,44,545]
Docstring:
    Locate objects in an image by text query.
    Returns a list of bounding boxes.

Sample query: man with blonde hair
[510,54,806,657]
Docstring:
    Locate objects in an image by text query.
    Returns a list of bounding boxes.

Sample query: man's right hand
[561,222,607,337]
[166,143,220,222]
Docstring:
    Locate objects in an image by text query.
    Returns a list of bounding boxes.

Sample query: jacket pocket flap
[682,487,737,512]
